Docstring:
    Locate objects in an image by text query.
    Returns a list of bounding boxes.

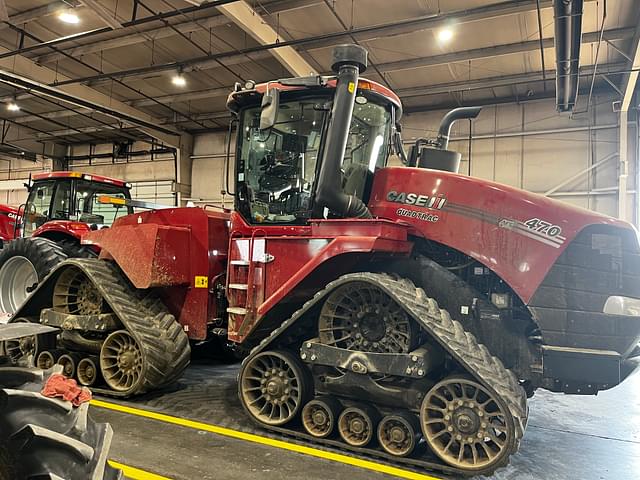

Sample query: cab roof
[228,76,402,116]
[33,171,129,188]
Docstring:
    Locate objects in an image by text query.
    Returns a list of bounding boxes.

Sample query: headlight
[603,296,640,316]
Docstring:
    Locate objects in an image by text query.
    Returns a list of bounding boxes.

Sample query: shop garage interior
[0,0,638,479]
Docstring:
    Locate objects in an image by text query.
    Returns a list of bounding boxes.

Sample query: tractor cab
[21,172,133,237]
[228,51,403,224]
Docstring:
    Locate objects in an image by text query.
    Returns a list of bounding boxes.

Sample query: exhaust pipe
[436,106,482,150]
[553,0,583,112]
[314,44,372,219]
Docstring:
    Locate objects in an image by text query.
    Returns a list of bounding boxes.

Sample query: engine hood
[368,166,638,303]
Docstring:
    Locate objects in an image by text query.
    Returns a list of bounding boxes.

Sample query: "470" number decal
[524,218,563,238]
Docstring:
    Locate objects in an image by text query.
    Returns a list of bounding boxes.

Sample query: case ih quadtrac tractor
[0,172,133,313]
[3,45,640,476]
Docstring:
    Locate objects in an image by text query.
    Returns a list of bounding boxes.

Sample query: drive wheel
[100,330,143,392]
[420,376,515,472]
[239,350,310,426]
[53,267,105,315]
[0,237,67,314]
[318,281,417,353]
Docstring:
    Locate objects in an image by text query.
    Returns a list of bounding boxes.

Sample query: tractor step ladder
[226,230,266,337]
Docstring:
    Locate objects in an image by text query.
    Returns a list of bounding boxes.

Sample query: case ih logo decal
[386,191,447,210]
[386,191,446,223]
[499,217,566,248]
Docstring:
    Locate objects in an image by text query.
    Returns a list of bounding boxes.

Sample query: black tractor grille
[528,225,640,356]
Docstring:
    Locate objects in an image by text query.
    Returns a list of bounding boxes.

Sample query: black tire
[57,239,98,259]
[0,366,122,480]
[0,237,67,314]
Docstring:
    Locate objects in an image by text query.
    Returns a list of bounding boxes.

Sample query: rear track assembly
[240,273,528,477]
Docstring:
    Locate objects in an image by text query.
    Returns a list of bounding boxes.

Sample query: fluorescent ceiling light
[58,11,80,24]
[437,28,454,43]
[7,103,19,112]
[172,74,187,87]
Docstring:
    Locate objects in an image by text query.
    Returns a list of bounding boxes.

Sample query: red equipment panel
[368,166,637,303]
[226,212,413,343]
[84,207,230,341]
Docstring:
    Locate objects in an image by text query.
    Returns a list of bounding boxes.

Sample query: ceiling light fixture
[7,102,19,112]
[58,11,80,24]
[172,72,187,87]
[437,27,454,43]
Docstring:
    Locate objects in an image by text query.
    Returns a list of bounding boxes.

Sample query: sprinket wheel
[240,350,309,426]
[420,376,515,472]
[318,281,417,353]
[100,330,143,392]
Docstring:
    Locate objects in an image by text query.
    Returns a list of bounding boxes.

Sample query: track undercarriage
[239,273,528,476]
[5,258,190,397]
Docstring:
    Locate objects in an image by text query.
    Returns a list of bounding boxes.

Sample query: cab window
[24,181,55,236]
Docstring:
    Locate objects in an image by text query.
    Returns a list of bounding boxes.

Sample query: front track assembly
[239,273,528,477]
[12,258,190,397]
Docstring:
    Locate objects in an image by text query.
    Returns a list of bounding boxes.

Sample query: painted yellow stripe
[108,460,171,480]
[93,399,441,480]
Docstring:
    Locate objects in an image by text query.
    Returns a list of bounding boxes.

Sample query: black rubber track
[0,365,122,480]
[13,258,191,397]
[240,272,528,477]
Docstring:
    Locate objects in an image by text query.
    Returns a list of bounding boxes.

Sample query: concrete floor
[91,360,640,480]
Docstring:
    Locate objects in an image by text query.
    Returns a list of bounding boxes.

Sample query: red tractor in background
[0,171,133,313]
[3,44,640,476]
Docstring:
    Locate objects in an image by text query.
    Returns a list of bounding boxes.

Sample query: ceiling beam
[216,1,317,76]
[80,0,123,29]
[377,27,633,74]
[0,43,180,146]
[33,0,321,65]
[0,1,9,22]
[396,62,626,97]
[57,2,612,88]
[0,1,80,30]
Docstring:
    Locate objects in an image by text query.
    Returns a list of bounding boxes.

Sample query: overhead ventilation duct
[553,0,584,112]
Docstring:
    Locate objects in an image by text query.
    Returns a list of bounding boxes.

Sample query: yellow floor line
[93,399,441,480]
[108,460,172,480]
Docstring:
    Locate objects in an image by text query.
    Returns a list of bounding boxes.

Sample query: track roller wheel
[36,349,64,370]
[239,350,310,427]
[377,412,419,457]
[77,356,100,387]
[302,397,342,438]
[100,330,143,393]
[338,405,378,447]
[57,353,82,378]
[420,376,516,472]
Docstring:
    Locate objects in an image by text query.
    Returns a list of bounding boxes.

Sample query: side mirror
[260,87,280,131]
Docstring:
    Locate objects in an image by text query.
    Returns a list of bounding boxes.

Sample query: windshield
[72,180,132,225]
[236,93,392,224]
[23,179,132,236]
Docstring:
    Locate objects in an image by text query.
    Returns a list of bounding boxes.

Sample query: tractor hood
[368,166,638,303]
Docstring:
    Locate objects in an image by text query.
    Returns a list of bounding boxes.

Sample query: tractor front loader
[2,44,640,477]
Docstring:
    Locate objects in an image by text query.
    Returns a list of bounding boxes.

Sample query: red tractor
[4,45,640,475]
[0,172,133,313]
